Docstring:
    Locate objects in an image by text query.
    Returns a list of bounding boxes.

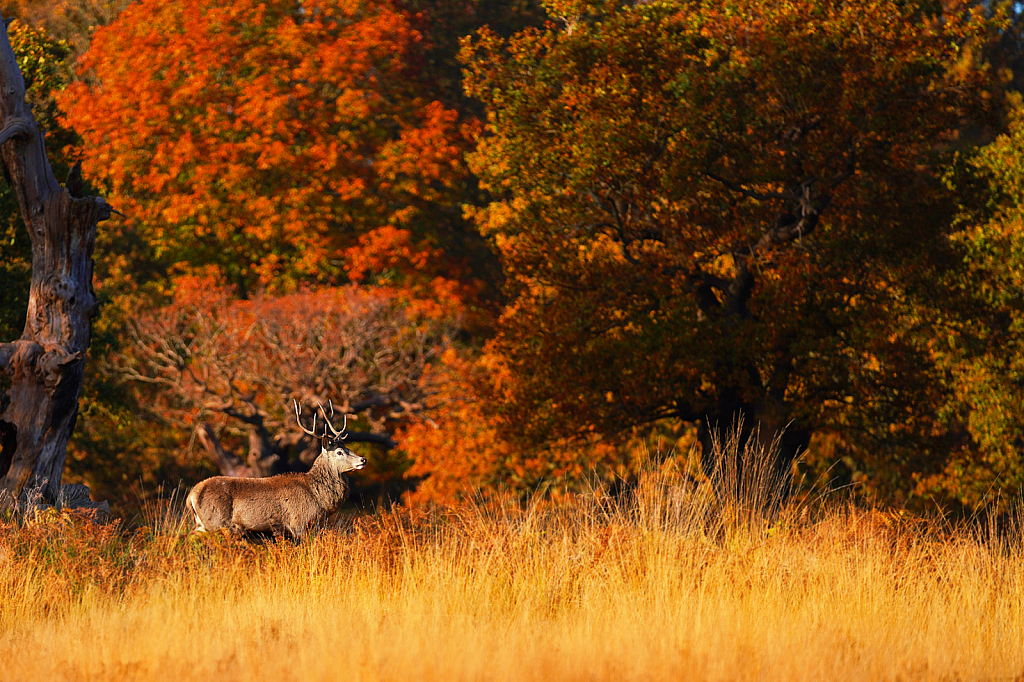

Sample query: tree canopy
[61,0,480,297]
[461,0,1008,502]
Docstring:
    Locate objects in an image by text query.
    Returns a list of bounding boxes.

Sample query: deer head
[293,399,366,473]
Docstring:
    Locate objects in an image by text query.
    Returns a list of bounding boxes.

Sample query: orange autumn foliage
[460,0,1005,507]
[399,350,511,504]
[344,225,482,327]
[60,0,476,294]
[400,348,630,505]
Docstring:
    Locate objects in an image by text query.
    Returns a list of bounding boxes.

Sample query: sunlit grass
[1,437,1022,681]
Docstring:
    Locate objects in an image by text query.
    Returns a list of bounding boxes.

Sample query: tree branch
[705,171,800,202]
[344,431,398,450]
[753,190,832,253]
[196,423,253,478]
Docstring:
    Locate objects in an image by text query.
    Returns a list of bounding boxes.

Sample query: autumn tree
[60,0,481,299]
[463,0,1005,492]
[47,0,557,512]
[918,99,1024,509]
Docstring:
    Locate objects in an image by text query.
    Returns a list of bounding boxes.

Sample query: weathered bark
[0,15,112,507]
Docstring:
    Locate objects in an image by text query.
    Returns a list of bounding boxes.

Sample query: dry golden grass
[1,450,1022,682]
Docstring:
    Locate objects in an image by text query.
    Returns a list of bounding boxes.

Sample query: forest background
[1,0,1024,517]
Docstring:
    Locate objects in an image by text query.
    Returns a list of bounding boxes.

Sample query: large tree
[463,0,1004,486]
[60,0,481,298]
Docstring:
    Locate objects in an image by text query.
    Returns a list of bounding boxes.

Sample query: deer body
[187,401,365,539]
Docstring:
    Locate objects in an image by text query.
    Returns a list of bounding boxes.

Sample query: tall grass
[0,433,1022,681]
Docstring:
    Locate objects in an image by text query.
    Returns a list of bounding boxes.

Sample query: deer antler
[294,400,321,438]
[318,399,348,438]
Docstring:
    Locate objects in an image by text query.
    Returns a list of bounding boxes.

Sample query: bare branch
[705,171,800,203]
[109,286,454,477]
[196,423,252,478]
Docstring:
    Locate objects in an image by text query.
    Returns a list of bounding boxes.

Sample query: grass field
[1,448,1022,682]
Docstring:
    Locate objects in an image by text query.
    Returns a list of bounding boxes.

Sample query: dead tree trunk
[0,15,112,507]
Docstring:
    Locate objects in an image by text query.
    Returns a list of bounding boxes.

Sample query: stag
[186,400,365,539]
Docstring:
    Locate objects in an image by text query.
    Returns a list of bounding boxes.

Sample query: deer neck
[307,456,351,510]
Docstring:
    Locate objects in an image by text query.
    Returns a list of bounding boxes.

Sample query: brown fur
[186,441,365,540]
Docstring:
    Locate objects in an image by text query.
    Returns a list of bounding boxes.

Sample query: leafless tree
[108,284,453,480]
[0,13,114,508]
